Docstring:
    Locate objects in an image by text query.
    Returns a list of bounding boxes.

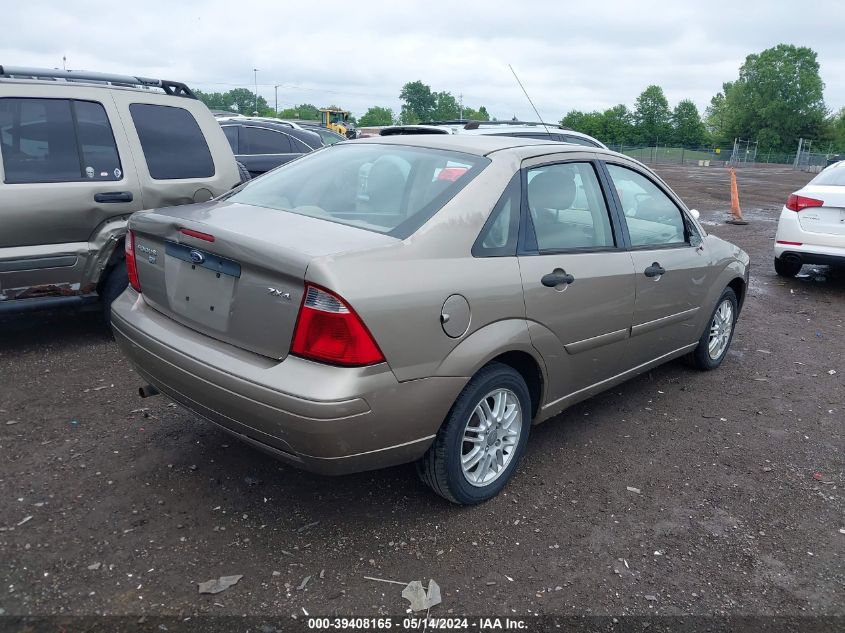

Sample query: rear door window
[0,97,122,184]
[129,104,214,180]
[242,127,293,154]
[526,162,616,251]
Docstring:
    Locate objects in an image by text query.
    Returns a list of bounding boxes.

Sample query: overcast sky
[4,0,843,121]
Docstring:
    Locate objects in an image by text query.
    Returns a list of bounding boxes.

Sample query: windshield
[228,143,489,237]
[811,162,845,186]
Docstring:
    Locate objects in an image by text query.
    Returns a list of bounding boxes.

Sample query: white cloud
[3,0,843,120]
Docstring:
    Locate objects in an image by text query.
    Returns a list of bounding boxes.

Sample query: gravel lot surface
[1,164,842,621]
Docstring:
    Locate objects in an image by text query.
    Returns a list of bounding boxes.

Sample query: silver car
[112,135,749,504]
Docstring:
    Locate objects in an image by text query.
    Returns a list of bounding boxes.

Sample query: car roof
[217,118,323,145]
[353,133,616,159]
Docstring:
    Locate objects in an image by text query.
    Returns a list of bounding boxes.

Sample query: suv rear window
[0,98,122,184]
[228,143,489,237]
[129,104,214,180]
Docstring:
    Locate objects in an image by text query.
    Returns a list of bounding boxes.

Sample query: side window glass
[0,98,122,184]
[473,173,520,256]
[526,162,615,251]
[222,126,238,153]
[130,104,214,180]
[291,137,313,153]
[242,127,292,154]
[606,164,687,247]
[75,101,122,180]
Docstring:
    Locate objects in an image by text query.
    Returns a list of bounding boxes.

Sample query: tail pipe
[139,384,160,399]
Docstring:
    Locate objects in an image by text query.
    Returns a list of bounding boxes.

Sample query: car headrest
[528,170,576,211]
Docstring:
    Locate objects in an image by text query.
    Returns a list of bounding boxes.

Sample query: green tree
[359,106,395,127]
[704,87,731,145]
[560,110,604,139]
[672,99,709,147]
[195,88,269,115]
[831,107,845,151]
[432,91,460,121]
[399,80,436,123]
[599,104,634,145]
[634,85,672,145]
[721,44,828,151]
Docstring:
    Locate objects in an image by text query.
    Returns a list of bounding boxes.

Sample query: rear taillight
[291,284,384,366]
[125,230,141,293]
[785,193,823,212]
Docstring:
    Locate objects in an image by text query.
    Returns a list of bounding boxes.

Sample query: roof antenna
[508,64,550,134]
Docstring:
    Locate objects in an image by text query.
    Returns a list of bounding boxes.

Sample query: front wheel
[687,287,738,370]
[418,363,531,504]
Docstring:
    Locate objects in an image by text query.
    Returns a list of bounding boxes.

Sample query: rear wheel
[100,259,128,325]
[418,363,531,504]
[774,256,802,277]
[687,287,738,371]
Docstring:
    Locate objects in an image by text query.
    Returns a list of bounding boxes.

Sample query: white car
[774,160,845,277]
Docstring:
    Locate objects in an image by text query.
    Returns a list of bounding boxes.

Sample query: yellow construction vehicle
[320,108,357,139]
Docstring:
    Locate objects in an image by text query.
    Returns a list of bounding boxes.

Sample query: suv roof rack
[461,120,565,130]
[0,65,197,99]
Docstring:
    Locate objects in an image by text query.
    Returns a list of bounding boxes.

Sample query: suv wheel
[100,259,128,325]
[418,362,531,504]
[774,256,802,277]
[687,287,738,371]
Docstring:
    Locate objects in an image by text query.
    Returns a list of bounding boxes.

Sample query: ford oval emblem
[189,249,205,264]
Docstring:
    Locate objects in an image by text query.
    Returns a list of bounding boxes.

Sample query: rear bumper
[774,249,845,268]
[111,290,466,475]
[774,208,845,265]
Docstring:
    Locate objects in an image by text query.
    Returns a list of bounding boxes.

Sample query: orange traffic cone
[726,167,748,225]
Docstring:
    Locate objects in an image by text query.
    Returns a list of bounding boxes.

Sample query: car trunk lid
[129,201,397,359]
[797,186,845,238]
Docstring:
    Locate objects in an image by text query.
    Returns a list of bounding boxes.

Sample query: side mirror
[690,208,701,220]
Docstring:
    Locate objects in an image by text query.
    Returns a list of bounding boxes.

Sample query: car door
[0,89,142,295]
[517,157,636,404]
[603,161,712,368]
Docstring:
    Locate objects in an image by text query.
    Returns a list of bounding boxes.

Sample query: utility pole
[62,55,66,70]
[253,68,259,115]
[459,93,463,120]
[274,84,280,116]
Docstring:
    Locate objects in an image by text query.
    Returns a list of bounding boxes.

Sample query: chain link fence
[605,145,796,167]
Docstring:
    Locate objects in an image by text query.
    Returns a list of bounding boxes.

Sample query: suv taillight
[785,193,823,212]
[125,230,141,293]
[291,284,384,366]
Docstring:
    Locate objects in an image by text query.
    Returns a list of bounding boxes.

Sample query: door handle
[541,270,576,287]
[94,191,133,203]
[644,262,666,278]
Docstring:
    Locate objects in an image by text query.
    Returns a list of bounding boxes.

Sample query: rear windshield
[811,162,845,186]
[228,143,489,237]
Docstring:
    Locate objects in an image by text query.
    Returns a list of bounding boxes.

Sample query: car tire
[100,259,128,326]
[686,287,738,371]
[417,362,531,505]
[236,161,251,184]
[774,256,802,277]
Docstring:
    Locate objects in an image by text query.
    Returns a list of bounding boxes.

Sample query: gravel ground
[0,164,842,621]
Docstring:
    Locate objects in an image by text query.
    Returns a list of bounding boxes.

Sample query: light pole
[275,84,280,116]
[253,68,259,115]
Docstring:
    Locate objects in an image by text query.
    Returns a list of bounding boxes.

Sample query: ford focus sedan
[111,135,749,504]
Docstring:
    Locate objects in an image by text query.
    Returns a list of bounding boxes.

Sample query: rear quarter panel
[304,154,533,382]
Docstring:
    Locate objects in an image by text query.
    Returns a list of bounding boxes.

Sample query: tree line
[559,44,840,152]
[195,43,844,153]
